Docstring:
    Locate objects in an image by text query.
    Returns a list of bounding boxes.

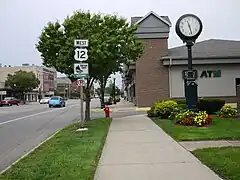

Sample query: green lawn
[193,147,240,180]
[0,118,112,180]
[154,117,240,141]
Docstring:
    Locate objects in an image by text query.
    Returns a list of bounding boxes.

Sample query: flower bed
[170,109,213,127]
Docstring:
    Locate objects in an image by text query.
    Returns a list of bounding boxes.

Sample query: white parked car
[39,97,50,104]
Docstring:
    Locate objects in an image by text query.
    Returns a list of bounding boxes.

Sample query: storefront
[122,11,240,107]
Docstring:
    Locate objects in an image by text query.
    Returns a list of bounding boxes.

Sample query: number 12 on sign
[74,48,88,61]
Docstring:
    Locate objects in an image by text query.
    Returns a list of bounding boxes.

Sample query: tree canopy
[36,10,143,84]
[5,70,40,93]
[36,10,143,120]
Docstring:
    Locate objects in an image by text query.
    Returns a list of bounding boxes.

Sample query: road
[0,98,146,172]
[0,99,104,171]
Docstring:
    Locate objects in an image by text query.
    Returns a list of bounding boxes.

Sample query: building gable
[133,11,171,39]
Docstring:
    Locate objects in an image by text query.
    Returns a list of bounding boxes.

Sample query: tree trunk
[85,88,91,121]
[100,83,105,109]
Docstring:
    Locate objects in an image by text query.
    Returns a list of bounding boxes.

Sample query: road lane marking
[0,104,78,126]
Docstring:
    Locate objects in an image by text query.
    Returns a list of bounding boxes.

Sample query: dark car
[0,97,20,106]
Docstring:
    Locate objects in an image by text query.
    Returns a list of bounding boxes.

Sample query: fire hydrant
[104,105,110,117]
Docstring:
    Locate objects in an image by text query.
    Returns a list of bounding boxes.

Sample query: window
[50,96,59,100]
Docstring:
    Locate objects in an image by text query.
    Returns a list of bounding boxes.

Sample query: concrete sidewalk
[94,115,222,180]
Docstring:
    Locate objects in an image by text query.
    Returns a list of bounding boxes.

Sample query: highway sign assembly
[74,39,89,128]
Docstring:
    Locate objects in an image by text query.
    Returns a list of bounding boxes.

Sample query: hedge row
[170,98,225,114]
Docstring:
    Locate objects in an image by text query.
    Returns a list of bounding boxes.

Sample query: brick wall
[135,39,169,107]
[237,85,240,114]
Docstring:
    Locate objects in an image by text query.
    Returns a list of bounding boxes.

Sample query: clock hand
[187,21,193,34]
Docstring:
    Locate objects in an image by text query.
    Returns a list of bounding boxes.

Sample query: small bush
[153,100,178,119]
[147,107,158,117]
[216,105,237,118]
[178,103,187,109]
[198,98,225,114]
[174,99,186,105]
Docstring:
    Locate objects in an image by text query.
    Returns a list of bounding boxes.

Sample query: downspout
[169,58,172,99]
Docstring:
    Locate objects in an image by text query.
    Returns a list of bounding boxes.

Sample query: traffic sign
[74,48,88,61]
[74,63,88,74]
[72,74,89,78]
[77,79,85,87]
[74,39,89,47]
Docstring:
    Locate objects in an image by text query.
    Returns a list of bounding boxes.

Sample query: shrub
[153,100,178,119]
[178,103,187,109]
[174,99,186,105]
[198,98,225,114]
[147,107,158,117]
[168,107,183,121]
[216,105,237,118]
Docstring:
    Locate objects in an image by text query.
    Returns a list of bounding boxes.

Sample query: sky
[0,0,240,88]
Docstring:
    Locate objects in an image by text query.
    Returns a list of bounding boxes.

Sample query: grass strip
[0,118,112,180]
[193,147,240,180]
[154,117,240,141]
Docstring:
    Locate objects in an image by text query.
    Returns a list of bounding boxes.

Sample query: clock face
[179,16,201,37]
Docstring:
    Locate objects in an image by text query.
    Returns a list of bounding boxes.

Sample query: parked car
[48,96,65,108]
[39,97,50,104]
[0,97,20,106]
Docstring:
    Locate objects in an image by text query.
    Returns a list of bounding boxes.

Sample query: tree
[105,80,120,97]
[5,70,40,99]
[36,10,143,121]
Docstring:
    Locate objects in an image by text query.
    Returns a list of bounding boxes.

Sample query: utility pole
[113,77,116,104]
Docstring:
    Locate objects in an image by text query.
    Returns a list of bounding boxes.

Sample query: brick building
[0,64,57,101]
[122,11,240,107]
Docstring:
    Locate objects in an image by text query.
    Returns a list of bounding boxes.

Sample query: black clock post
[175,14,203,111]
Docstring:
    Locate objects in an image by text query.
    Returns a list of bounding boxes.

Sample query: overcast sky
[0,0,239,88]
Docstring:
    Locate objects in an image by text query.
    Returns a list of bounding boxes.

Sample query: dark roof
[162,39,240,59]
[131,17,142,24]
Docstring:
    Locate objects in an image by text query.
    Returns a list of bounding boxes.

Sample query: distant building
[56,77,94,99]
[0,63,57,101]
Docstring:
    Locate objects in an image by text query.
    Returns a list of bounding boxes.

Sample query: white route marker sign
[74,48,88,61]
[74,39,89,47]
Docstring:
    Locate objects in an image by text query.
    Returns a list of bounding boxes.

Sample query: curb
[0,129,61,175]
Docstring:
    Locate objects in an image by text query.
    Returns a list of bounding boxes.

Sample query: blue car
[48,96,66,108]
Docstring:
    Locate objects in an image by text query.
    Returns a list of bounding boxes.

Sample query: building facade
[0,64,57,101]
[56,77,94,99]
[122,11,240,107]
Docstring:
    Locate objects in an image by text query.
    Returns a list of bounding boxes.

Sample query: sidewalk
[94,114,222,180]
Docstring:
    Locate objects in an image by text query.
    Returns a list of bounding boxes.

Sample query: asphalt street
[0,98,146,172]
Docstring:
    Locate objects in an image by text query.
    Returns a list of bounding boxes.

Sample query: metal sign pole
[74,39,89,132]
[80,79,84,126]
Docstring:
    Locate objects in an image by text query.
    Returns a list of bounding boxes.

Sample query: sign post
[74,39,89,130]
[77,79,85,126]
